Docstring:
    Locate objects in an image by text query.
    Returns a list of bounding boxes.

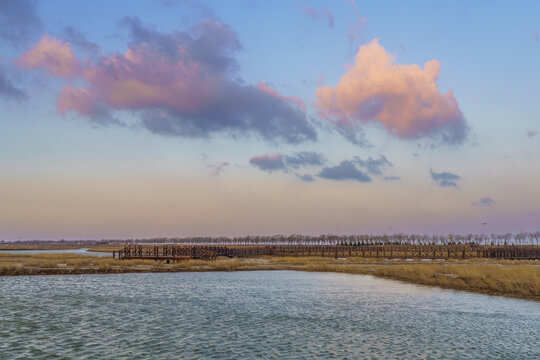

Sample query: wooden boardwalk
[114,244,540,261]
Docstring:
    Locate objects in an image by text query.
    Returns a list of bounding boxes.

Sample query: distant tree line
[4,232,539,246]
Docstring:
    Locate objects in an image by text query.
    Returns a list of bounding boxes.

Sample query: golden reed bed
[0,253,538,301]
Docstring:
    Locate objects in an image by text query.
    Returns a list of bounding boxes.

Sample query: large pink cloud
[57,44,215,115]
[316,39,466,143]
[17,34,80,78]
[16,19,316,144]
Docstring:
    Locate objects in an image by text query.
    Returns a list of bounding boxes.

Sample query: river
[0,271,538,359]
[0,248,111,257]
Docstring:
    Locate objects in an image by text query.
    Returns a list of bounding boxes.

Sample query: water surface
[0,248,111,257]
[0,271,538,359]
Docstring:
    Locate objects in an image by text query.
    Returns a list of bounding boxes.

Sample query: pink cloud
[257,81,306,111]
[527,130,538,138]
[57,85,99,116]
[17,34,80,79]
[16,20,316,144]
[316,39,466,143]
[57,44,215,116]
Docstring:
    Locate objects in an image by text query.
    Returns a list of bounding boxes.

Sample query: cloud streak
[472,197,495,207]
[284,151,325,168]
[316,39,467,145]
[207,161,229,176]
[61,26,100,54]
[301,6,334,28]
[430,168,460,188]
[249,153,286,172]
[250,151,325,174]
[346,0,367,46]
[352,155,394,177]
[0,68,26,101]
[319,160,371,182]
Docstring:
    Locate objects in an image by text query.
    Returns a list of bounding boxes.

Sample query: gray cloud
[61,26,100,54]
[319,160,371,182]
[140,81,316,144]
[472,197,495,207]
[0,68,26,101]
[250,151,325,180]
[296,173,315,182]
[121,16,241,72]
[249,154,286,172]
[430,168,460,188]
[353,155,391,176]
[336,125,370,148]
[352,155,400,181]
[284,151,325,168]
[0,0,43,46]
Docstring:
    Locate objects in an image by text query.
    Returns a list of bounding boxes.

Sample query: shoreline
[1,254,538,301]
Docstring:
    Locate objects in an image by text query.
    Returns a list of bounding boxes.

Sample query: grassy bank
[86,246,122,253]
[0,253,538,300]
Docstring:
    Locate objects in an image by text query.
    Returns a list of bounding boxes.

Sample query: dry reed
[0,253,538,300]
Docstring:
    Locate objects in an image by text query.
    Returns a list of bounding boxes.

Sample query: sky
[0,0,539,240]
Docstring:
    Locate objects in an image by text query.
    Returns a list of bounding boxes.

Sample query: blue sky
[0,0,539,240]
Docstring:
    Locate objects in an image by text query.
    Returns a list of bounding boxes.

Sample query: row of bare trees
[103,232,540,246]
[4,232,539,246]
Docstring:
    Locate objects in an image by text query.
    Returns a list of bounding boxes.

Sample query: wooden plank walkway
[114,244,540,261]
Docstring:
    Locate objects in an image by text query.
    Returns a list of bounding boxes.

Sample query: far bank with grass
[0,253,538,301]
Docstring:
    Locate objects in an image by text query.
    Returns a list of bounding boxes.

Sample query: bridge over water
[114,244,540,261]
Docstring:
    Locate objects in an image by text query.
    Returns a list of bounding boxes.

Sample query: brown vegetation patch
[0,253,538,300]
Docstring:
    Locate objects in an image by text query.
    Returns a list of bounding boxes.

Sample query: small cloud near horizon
[430,168,460,188]
[249,153,286,173]
[295,173,315,182]
[207,161,229,176]
[472,197,495,207]
[319,160,371,182]
[250,151,325,175]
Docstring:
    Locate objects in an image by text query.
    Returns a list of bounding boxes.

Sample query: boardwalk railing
[114,244,540,261]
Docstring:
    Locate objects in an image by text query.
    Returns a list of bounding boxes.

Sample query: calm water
[0,271,538,359]
[0,248,111,257]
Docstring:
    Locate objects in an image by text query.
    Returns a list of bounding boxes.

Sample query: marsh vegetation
[1,253,537,300]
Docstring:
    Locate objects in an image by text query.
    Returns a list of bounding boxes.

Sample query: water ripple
[0,271,539,359]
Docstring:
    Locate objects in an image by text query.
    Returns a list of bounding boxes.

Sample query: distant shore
[0,253,538,301]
